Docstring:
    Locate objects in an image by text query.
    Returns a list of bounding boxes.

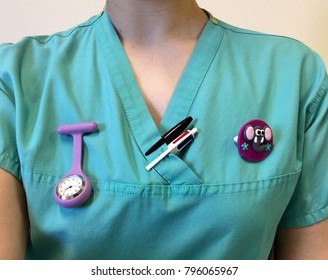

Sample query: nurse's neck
[105,0,208,46]
[105,0,208,126]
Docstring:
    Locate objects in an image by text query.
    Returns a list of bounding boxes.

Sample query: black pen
[145,116,193,156]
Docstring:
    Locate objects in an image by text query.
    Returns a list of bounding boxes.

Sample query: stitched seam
[0,152,20,168]
[305,75,328,127]
[218,22,305,43]
[27,13,103,45]
[21,166,301,186]
[282,204,328,223]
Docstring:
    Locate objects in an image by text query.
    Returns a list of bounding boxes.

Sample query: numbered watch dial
[56,175,85,200]
[54,173,92,208]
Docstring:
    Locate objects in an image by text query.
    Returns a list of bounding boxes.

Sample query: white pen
[146,128,198,171]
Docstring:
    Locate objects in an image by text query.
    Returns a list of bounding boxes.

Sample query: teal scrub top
[0,11,328,260]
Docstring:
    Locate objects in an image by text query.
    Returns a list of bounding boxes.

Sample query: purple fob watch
[54,122,98,208]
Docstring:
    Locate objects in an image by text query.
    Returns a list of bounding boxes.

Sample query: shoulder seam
[27,12,104,45]
[305,75,328,127]
[217,21,304,44]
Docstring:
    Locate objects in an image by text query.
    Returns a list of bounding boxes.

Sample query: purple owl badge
[234,119,273,162]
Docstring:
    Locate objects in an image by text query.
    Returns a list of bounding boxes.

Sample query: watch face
[56,175,85,200]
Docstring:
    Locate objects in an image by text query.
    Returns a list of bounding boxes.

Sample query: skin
[0,169,28,259]
[0,0,327,259]
[275,221,328,259]
[106,0,208,126]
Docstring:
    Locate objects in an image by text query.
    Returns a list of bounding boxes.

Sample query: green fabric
[0,11,327,259]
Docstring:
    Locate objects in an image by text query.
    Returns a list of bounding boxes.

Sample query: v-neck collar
[96,11,224,183]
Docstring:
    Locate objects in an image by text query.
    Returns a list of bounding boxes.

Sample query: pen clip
[145,128,198,171]
[145,116,193,156]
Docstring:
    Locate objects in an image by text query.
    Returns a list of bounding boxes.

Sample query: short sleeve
[0,45,21,180]
[279,73,328,227]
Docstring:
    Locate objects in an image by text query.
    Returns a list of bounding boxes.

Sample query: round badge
[235,119,273,162]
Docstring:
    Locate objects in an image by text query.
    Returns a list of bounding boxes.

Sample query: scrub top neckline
[96,11,224,183]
